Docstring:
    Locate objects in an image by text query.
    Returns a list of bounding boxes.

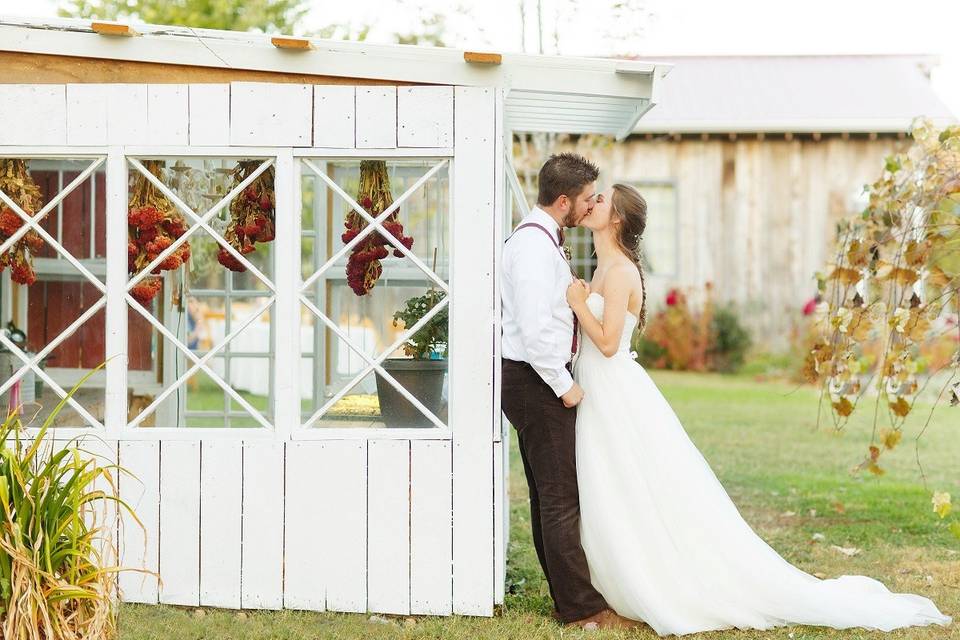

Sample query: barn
[0,16,668,616]
[516,54,958,348]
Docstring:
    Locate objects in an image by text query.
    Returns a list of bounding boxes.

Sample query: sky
[2,0,958,116]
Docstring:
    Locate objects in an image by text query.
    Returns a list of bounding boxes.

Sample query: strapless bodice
[581,292,637,357]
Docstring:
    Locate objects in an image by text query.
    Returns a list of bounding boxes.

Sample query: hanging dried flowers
[0,159,45,286]
[217,160,276,272]
[342,160,414,296]
[128,160,191,305]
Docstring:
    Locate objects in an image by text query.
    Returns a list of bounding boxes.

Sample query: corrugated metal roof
[623,54,956,134]
[0,16,671,140]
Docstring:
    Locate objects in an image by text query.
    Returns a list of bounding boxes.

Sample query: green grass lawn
[118,371,959,639]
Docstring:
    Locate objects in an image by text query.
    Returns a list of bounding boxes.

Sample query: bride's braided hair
[610,183,648,333]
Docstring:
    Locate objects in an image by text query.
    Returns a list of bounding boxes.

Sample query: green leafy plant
[0,367,151,639]
[709,304,753,373]
[392,287,448,359]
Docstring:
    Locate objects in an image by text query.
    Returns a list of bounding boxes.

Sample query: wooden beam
[271,36,312,50]
[0,51,404,85]
[463,51,502,65]
[91,21,138,37]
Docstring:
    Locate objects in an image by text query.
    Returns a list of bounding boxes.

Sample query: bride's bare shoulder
[606,260,643,289]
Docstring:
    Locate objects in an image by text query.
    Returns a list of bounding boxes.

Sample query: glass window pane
[300,158,449,429]
[125,156,275,429]
[0,158,106,428]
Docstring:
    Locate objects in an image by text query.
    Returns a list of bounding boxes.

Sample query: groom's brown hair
[536,152,599,207]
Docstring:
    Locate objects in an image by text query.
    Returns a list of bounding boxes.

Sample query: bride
[564,183,953,636]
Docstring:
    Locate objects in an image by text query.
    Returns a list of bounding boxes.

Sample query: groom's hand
[561,382,585,408]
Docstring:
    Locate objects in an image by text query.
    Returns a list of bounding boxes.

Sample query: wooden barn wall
[547,136,909,349]
[0,81,502,617]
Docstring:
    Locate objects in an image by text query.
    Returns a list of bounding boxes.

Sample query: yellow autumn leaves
[932,492,951,519]
[812,116,960,484]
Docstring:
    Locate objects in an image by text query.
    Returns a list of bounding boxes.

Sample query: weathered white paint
[230,82,312,146]
[158,441,201,605]
[313,85,356,148]
[2,82,503,619]
[494,440,505,605]
[188,84,231,146]
[283,442,327,611]
[322,440,368,612]
[356,86,396,148]
[241,441,285,609]
[199,440,243,608]
[398,86,453,148]
[450,86,497,616]
[410,440,453,615]
[118,441,160,603]
[0,84,66,145]
[146,84,188,146]
[106,85,148,146]
[104,148,128,435]
[66,84,108,146]
[367,440,411,615]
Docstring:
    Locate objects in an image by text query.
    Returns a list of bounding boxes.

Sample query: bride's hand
[566,279,590,307]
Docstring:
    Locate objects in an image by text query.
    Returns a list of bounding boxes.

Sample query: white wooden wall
[0,81,506,616]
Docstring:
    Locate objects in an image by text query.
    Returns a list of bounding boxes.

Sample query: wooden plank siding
[527,135,909,348]
[0,80,498,618]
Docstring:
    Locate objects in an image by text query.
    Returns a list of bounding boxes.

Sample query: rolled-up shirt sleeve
[509,239,575,397]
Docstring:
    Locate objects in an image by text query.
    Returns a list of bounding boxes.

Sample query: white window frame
[291,151,454,441]
[1,146,459,442]
[0,152,107,436]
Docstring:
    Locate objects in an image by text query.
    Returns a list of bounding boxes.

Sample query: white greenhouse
[0,16,668,616]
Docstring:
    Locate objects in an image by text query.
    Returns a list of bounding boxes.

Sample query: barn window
[0,156,106,428]
[125,156,276,429]
[631,180,678,278]
[298,158,450,430]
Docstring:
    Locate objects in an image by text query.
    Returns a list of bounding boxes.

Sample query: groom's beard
[561,202,578,228]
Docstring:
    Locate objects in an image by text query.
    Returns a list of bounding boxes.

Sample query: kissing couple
[499,152,952,635]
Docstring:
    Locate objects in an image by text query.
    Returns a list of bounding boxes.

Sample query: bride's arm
[566,265,632,358]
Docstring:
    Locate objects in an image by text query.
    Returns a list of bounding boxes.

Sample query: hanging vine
[127,160,191,305]
[806,117,960,536]
[342,160,414,296]
[0,159,45,286]
[217,160,276,272]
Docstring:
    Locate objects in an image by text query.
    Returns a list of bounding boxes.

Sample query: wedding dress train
[573,292,952,636]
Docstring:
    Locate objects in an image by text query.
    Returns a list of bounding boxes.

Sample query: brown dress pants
[501,358,609,623]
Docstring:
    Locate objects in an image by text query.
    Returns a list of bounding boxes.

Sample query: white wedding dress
[573,292,953,636]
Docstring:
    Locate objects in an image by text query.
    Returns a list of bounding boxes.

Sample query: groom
[501,153,635,630]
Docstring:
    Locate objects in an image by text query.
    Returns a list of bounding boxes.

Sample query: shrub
[708,303,752,372]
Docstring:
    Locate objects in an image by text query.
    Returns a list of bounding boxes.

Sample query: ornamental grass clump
[0,371,148,640]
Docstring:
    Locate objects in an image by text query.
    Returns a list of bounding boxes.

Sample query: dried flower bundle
[127,160,191,305]
[342,160,414,296]
[0,159,45,286]
[217,160,276,272]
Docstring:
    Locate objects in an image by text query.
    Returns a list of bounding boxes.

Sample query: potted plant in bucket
[376,286,448,428]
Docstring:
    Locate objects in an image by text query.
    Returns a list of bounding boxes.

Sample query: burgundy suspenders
[506,222,579,358]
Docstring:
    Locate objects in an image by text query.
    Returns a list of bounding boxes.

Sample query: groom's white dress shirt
[501,206,575,397]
